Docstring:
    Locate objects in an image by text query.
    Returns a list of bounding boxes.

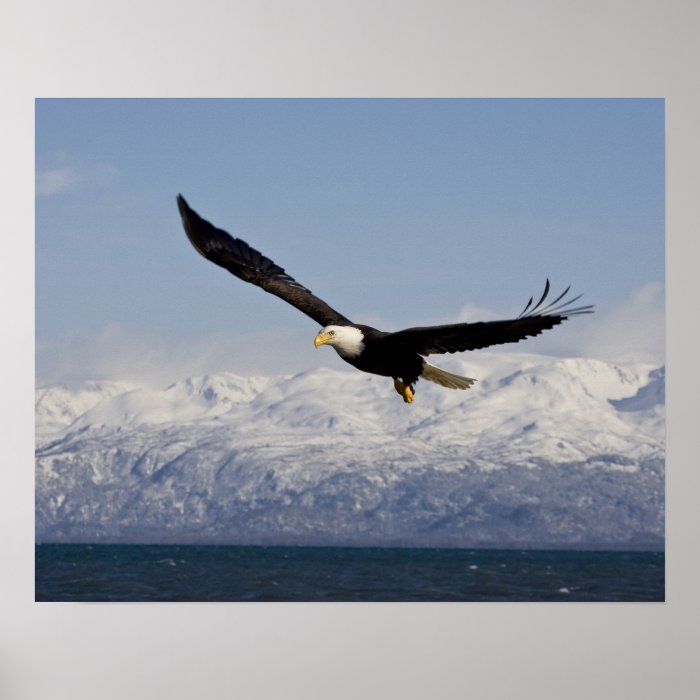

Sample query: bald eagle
[177,195,592,404]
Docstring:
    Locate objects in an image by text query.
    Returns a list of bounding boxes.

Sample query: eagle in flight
[177,195,592,404]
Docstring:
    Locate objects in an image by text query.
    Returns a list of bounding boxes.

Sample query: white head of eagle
[314,325,365,358]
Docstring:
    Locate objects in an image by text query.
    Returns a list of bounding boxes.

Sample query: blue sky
[36,99,664,385]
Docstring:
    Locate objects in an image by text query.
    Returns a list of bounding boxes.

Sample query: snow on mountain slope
[69,373,274,430]
[35,380,137,441]
[35,353,665,548]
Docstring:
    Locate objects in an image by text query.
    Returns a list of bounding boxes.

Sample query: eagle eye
[329,330,335,335]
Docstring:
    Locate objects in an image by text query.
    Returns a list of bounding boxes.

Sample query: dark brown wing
[385,280,593,356]
[177,195,352,328]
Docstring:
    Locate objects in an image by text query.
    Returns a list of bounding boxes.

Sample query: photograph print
[35,98,664,601]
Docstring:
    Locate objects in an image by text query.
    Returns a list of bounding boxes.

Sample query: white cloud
[37,284,665,387]
[581,282,664,363]
[36,324,339,388]
[451,302,499,324]
[431,281,664,366]
[36,167,80,195]
[518,282,665,365]
[36,161,116,196]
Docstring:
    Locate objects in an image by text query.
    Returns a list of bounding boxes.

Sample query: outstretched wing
[177,195,352,328]
[385,280,593,356]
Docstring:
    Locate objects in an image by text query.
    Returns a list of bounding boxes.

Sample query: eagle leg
[393,378,414,404]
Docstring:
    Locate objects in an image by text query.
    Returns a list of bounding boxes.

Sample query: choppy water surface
[35,544,664,602]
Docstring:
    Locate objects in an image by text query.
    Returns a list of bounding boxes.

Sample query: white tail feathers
[420,362,477,390]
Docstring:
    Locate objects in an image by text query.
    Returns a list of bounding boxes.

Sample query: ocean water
[35,544,664,602]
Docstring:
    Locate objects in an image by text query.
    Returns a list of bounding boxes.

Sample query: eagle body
[177,195,592,404]
[319,323,425,382]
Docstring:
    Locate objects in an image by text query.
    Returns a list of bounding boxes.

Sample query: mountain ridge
[35,352,665,549]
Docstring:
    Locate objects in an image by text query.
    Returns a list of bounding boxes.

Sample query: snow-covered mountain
[35,353,665,549]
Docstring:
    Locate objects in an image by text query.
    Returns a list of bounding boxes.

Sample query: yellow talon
[393,378,414,403]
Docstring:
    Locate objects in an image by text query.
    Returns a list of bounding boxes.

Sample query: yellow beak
[314,332,330,348]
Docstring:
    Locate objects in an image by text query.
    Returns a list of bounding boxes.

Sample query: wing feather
[177,195,351,328]
[386,282,593,356]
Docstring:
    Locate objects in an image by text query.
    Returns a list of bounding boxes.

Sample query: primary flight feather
[177,195,593,404]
